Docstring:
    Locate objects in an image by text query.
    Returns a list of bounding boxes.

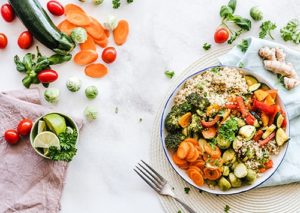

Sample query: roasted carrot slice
[187,148,199,163]
[203,168,222,181]
[178,112,192,128]
[80,34,96,51]
[57,20,76,35]
[190,159,205,170]
[94,37,108,48]
[84,17,105,40]
[185,143,196,160]
[74,50,98,65]
[201,127,217,139]
[172,153,187,166]
[65,4,91,26]
[183,138,198,146]
[177,142,190,159]
[113,19,129,46]
[84,63,108,78]
[204,143,221,159]
[187,169,204,186]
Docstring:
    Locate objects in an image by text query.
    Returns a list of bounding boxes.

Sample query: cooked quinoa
[174,67,248,106]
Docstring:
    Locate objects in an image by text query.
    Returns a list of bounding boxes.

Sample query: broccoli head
[164,112,180,132]
[165,132,186,150]
[186,92,210,111]
[171,102,192,116]
[189,114,202,133]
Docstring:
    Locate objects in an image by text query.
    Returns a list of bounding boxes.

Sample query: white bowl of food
[160,66,290,195]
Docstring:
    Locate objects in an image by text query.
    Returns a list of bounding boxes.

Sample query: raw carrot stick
[74,50,98,65]
[113,20,129,46]
[84,63,109,78]
[57,20,76,35]
[80,34,96,51]
[84,17,105,40]
[94,37,108,48]
[65,4,91,26]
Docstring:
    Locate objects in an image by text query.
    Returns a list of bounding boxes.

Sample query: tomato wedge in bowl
[160,66,289,195]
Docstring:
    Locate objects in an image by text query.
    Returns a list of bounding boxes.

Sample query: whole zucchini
[9,0,75,55]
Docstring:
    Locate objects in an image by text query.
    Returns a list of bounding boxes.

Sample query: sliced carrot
[185,143,196,160]
[177,142,190,159]
[80,34,96,51]
[84,17,105,40]
[74,50,98,66]
[253,129,264,142]
[202,127,217,139]
[57,20,76,35]
[204,143,221,159]
[172,153,187,166]
[94,37,108,48]
[113,19,129,46]
[187,148,199,163]
[188,166,202,174]
[187,169,204,186]
[183,138,198,146]
[179,163,189,170]
[203,168,222,180]
[84,63,108,78]
[178,112,192,128]
[104,29,110,38]
[190,159,205,170]
[65,4,91,26]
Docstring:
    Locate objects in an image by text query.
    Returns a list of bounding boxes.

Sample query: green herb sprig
[165,70,175,79]
[280,19,300,44]
[203,43,211,50]
[259,20,277,39]
[237,39,249,52]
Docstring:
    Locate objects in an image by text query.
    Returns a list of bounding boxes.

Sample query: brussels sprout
[218,177,231,191]
[104,15,118,31]
[222,149,236,165]
[228,173,242,188]
[93,0,104,5]
[71,27,87,44]
[234,163,248,178]
[217,136,231,149]
[223,166,230,176]
[44,88,60,103]
[66,77,82,92]
[84,106,98,121]
[231,161,239,170]
[250,6,263,21]
[246,169,257,184]
[85,86,98,99]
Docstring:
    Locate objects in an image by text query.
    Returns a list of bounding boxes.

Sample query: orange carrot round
[202,127,217,139]
[80,34,96,51]
[84,63,108,78]
[74,50,98,65]
[176,142,190,159]
[113,20,129,46]
[57,20,76,35]
[187,169,204,186]
[183,138,198,146]
[178,112,192,128]
[204,143,221,159]
[84,17,105,40]
[190,159,205,170]
[94,37,108,48]
[203,168,222,180]
[187,148,199,163]
[65,4,91,26]
[172,153,187,166]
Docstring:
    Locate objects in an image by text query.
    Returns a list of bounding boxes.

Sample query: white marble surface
[1,0,300,212]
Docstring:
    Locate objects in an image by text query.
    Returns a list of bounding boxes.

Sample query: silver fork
[134,160,197,213]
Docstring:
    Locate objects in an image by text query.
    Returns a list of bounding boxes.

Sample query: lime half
[43,114,66,135]
[33,131,60,149]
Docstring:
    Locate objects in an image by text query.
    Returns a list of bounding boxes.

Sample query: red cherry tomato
[4,129,20,145]
[37,69,58,83]
[47,1,64,16]
[18,31,33,49]
[102,47,117,64]
[1,3,15,22]
[214,27,229,43]
[17,119,33,136]
[0,33,8,49]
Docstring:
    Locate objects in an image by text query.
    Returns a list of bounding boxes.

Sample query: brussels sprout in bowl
[160,66,289,195]
[30,112,79,161]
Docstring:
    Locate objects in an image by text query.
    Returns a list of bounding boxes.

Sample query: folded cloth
[219,37,300,187]
[0,89,82,212]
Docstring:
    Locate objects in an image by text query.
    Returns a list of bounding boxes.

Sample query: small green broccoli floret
[171,102,192,115]
[186,93,210,111]
[189,114,202,133]
[165,113,181,132]
[165,132,186,150]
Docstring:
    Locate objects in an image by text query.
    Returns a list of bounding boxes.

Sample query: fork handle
[174,197,197,213]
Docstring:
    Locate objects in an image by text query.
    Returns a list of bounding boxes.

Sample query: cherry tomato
[102,47,117,64]
[47,1,64,16]
[18,31,33,49]
[1,3,15,22]
[214,27,229,43]
[37,69,58,83]
[17,119,33,136]
[4,129,20,145]
[0,33,8,49]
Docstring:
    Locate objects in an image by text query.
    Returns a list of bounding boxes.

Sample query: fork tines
[134,160,166,192]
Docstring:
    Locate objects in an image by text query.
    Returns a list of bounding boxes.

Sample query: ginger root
[259,46,299,90]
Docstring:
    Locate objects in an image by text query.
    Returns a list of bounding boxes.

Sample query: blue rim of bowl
[159,65,290,195]
[29,112,79,159]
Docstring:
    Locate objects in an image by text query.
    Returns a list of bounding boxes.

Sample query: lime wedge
[43,114,66,135]
[37,120,47,133]
[33,131,60,149]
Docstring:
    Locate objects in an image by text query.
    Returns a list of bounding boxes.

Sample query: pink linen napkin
[0,89,82,213]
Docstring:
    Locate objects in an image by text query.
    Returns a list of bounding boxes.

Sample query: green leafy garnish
[127,0,133,3]
[210,66,221,73]
[112,0,121,8]
[165,70,175,79]
[238,62,245,68]
[203,43,211,50]
[184,187,191,194]
[280,19,300,44]
[224,204,230,213]
[218,118,239,142]
[259,21,277,39]
[237,39,249,53]
[48,129,78,162]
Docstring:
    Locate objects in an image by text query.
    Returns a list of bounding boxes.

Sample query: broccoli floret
[165,132,186,150]
[186,93,210,111]
[189,114,202,133]
[164,113,181,132]
[171,102,192,116]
